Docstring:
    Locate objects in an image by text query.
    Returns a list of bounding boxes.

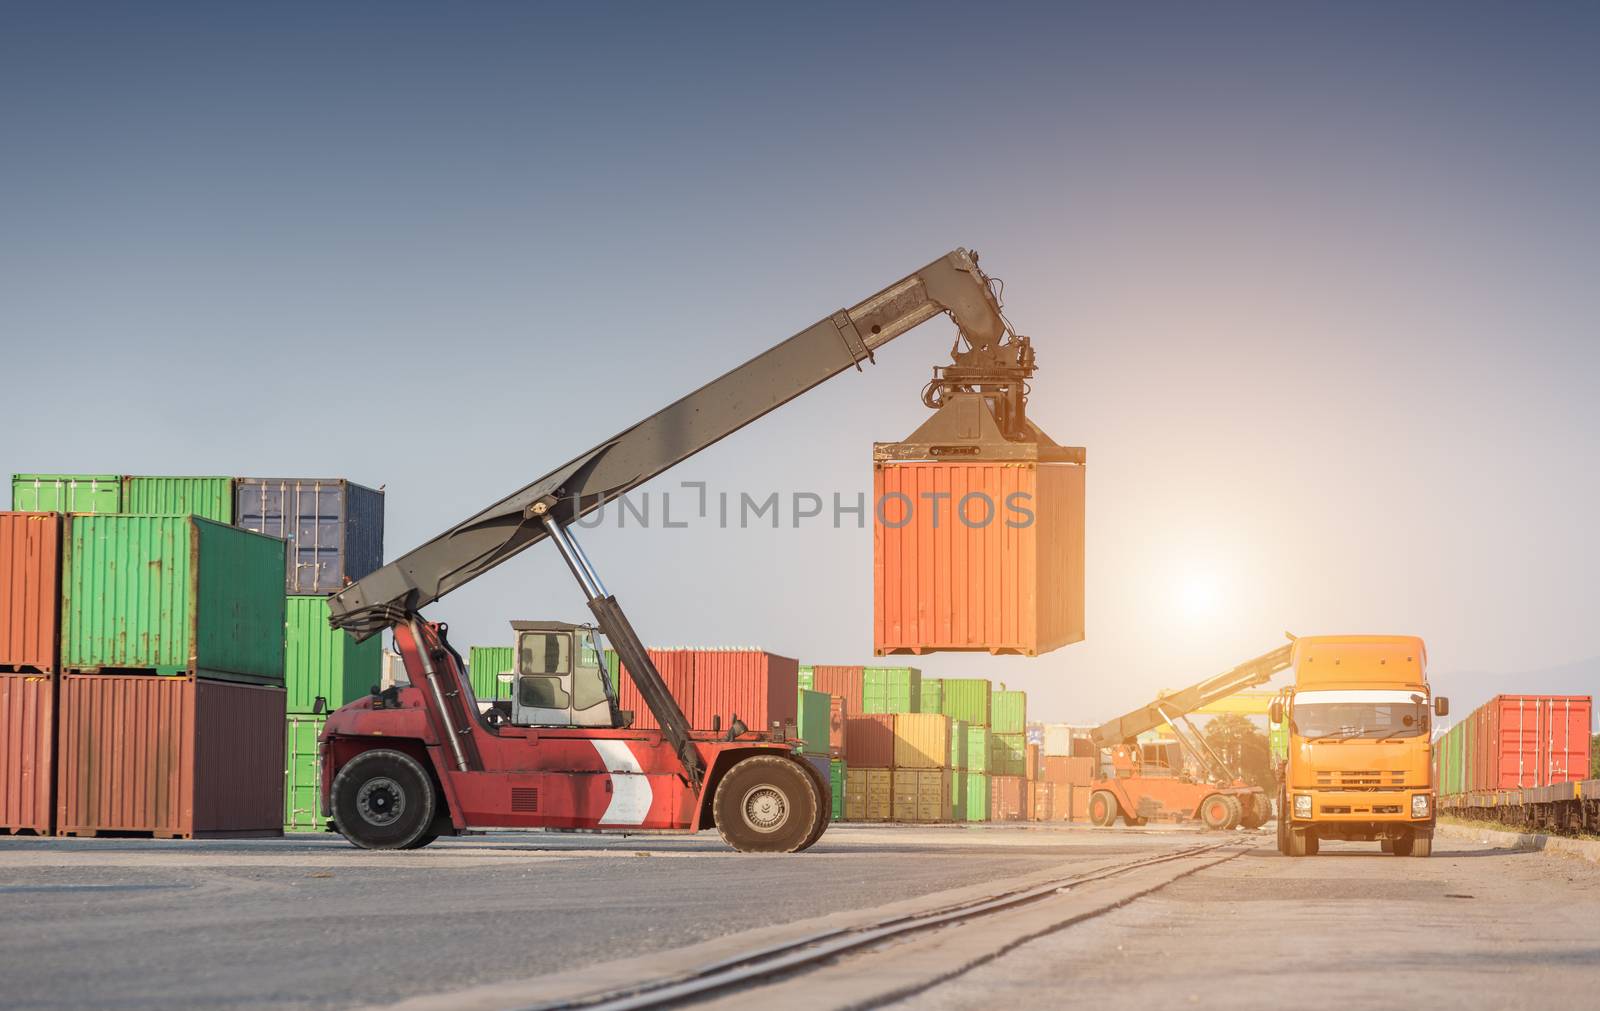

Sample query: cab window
[520,632,571,675]
[519,675,571,710]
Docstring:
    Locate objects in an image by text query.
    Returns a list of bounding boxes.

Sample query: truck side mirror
[1268,700,1283,725]
[1434,697,1449,718]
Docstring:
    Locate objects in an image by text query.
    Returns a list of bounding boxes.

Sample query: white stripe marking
[592,740,653,825]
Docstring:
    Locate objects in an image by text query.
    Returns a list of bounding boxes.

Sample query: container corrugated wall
[990,690,1027,733]
[861,665,921,714]
[990,732,1027,776]
[892,768,952,822]
[964,772,989,821]
[893,712,950,769]
[873,461,1085,656]
[949,719,969,769]
[940,678,991,726]
[966,725,990,773]
[829,758,846,821]
[846,768,892,821]
[285,596,379,712]
[234,479,385,594]
[11,475,121,514]
[1,674,55,833]
[797,689,831,755]
[808,665,864,714]
[284,714,326,831]
[60,516,286,684]
[122,476,234,523]
[609,649,696,731]
[844,714,896,768]
[919,678,943,716]
[57,674,285,837]
[990,775,1026,821]
[469,646,516,701]
[689,650,798,733]
[1,512,60,672]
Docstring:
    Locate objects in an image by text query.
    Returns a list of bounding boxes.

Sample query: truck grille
[1315,770,1407,789]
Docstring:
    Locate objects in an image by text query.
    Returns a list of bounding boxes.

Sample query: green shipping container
[920,678,943,715]
[798,665,814,691]
[990,731,1027,776]
[61,515,286,684]
[951,766,968,821]
[990,690,1027,734]
[285,713,327,832]
[967,725,990,773]
[862,665,921,714]
[949,719,969,769]
[11,474,122,513]
[941,678,992,726]
[964,772,990,821]
[122,476,234,523]
[285,596,380,713]
[797,688,831,755]
[469,645,516,700]
[830,758,846,821]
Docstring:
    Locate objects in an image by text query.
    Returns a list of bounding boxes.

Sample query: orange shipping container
[893,712,951,769]
[873,461,1084,656]
[56,675,285,838]
[1042,755,1096,788]
[1070,783,1089,822]
[1,673,55,834]
[612,649,696,731]
[684,649,798,735]
[0,512,61,673]
[1025,742,1041,780]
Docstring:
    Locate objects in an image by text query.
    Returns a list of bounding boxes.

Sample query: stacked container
[469,645,515,702]
[1435,695,1592,796]
[609,648,799,734]
[919,677,944,717]
[861,665,921,714]
[1,512,62,834]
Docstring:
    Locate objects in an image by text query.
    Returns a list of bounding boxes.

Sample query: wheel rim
[356,776,406,828]
[741,784,789,833]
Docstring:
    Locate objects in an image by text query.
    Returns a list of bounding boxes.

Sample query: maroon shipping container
[1030,780,1054,821]
[829,695,848,758]
[1473,695,1591,791]
[0,512,60,673]
[990,774,1027,821]
[56,675,285,838]
[687,649,798,734]
[1042,755,1096,788]
[613,649,697,732]
[1,673,55,834]
[844,714,896,768]
[809,665,865,714]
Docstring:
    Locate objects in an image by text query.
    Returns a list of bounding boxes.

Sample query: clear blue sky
[4,3,1597,721]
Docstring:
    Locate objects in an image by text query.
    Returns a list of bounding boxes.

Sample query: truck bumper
[1288,789,1434,839]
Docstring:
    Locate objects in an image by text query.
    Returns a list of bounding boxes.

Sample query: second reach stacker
[317,249,1083,853]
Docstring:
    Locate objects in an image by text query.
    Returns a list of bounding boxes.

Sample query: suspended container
[122,476,234,523]
[284,713,327,832]
[862,665,921,714]
[234,478,385,594]
[60,515,286,684]
[1,512,61,673]
[285,596,380,712]
[10,475,121,514]
[56,674,285,838]
[940,678,992,726]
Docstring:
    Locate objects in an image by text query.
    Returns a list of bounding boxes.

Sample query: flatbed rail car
[1440,780,1600,835]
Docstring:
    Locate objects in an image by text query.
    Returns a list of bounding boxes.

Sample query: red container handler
[809,665,865,714]
[56,674,285,838]
[844,714,896,768]
[990,774,1027,821]
[0,512,60,673]
[1477,695,1591,790]
[687,649,798,735]
[0,673,55,834]
[873,461,1085,657]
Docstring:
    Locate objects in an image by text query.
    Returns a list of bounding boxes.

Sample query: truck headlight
[1293,794,1312,818]
[1412,794,1430,818]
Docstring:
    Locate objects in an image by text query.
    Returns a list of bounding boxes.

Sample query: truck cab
[503,621,617,728]
[1271,635,1448,857]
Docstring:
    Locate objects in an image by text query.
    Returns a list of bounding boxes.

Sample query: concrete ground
[2,823,1596,1010]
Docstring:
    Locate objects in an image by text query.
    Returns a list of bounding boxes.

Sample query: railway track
[521,839,1242,1011]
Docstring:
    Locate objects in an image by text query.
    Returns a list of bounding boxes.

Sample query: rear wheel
[1220,795,1244,830]
[1089,790,1120,827]
[1412,829,1433,857]
[713,755,821,853]
[1200,793,1233,831]
[331,749,437,850]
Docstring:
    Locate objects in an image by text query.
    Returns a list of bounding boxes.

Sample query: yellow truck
[1270,635,1448,857]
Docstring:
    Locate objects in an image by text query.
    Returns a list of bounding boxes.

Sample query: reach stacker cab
[315,248,1082,853]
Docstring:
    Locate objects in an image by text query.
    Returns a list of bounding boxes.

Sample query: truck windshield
[1291,689,1427,741]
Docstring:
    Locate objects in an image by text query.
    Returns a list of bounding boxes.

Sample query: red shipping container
[809,665,865,714]
[844,714,896,768]
[1025,742,1040,780]
[0,512,60,673]
[829,695,848,758]
[1070,784,1089,822]
[873,461,1085,656]
[613,649,697,731]
[687,649,798,735]
[1478,695,1591,790]
[990,774,1027,821]
[56,675,285,838]
[1,673,54,834]
[1042,755,1096,788]
[1031,781,1055,821]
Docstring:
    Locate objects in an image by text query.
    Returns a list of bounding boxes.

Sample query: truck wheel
[1239,795,1267,830]
[714,755,820,854]
[1287,826,1317,857]
[1411,829,1433,858]
[1276,810,1289,854]
[1380,838,1395,854]
[331,749,437,850]
[1199,794,1233,831]
[1089,791,1119,827]
[796,761,832,852]
[1220,795,1244,830]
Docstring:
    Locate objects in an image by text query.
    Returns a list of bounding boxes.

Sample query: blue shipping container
[235,478,385,594]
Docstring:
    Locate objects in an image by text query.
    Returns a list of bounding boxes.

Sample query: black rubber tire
[1089,790,1119,827]
[713,755,821,853]
[1380,838,1395,854]
[1199,793,1233,831]
[1287,826,1317,857]
[1239,794,1267,830]
[1411,829,1433,858]
[1220,794,1244,830]
[1305,829,1320,856]
[795,760,832,852]
[331,749,437,850]
[1276,792,1289,854]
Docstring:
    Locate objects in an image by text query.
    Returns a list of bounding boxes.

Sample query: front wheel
[714,755,822,853]
[1088,790,1120,827]
[331,749,438,850]
[1199,793,1233,831]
